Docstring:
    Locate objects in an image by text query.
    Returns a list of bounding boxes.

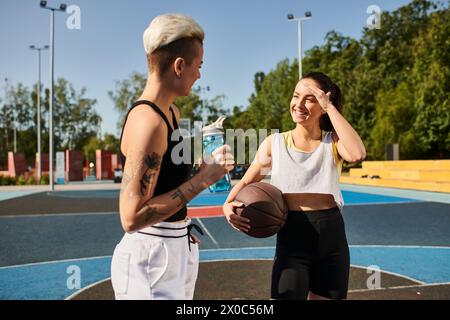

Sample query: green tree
[0,79,101,168]
[103,133,120,153]
[108,72,147,133]
[50,78,101,151]
[370,82,419,159]
[234,0,449,160]
[109,73,229,130]
[82,136,103,163]
[410,4,450,158]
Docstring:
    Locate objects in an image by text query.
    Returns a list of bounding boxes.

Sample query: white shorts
[111,217,199,300]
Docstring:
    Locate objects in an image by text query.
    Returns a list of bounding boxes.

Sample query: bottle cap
[202,115,226,136]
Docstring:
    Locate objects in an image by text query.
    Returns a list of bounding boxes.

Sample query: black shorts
[271,207,350,300]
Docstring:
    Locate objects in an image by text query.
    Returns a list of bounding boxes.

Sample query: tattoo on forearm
[120,152,162,198]
[140,172,155,196]
[171,188,188,208]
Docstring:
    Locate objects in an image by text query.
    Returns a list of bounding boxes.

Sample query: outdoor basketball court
[0,184,449,300]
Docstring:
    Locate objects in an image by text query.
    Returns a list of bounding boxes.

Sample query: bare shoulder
[121,105,166,156]
[255,133,273,164]
[261,134,274,152]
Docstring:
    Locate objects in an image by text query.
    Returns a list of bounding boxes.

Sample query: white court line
[201,258,273,263]
[198,260,428,286]
[0,199,438,219]
[351,264,426,285]
[348,281,450,293]
[345,201,427,206]
[350,245,450,249]
[1,245,449,270]
[0,211,118,218]
[0,255,111,270]
[202,245,450,252]
[195,217,220,249]
[340,184,450,204]
[65,261,444,300]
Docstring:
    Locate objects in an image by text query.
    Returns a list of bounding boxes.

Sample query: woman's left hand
[304,84,333,113]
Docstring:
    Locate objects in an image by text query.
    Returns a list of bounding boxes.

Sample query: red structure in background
[96,150,114,180]
[8,152,27,177]
[111,154,120,170]
[66,150,84,181]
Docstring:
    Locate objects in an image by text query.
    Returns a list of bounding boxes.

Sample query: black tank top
[118,100,191,222]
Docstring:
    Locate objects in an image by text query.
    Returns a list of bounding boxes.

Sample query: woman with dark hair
[223,72,366,300]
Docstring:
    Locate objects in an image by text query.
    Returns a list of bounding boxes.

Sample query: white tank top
[270,131,344,211]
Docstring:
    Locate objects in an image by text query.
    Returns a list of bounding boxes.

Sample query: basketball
[234,182,288,238]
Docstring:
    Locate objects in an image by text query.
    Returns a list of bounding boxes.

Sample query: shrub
[0,175,8,185]
[40,174,50,185]
[18,175,27,185]
[27,175,37,185]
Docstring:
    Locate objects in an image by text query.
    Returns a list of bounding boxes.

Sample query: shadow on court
[71,260,450,300]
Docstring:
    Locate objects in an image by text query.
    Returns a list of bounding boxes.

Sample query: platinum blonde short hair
[143,13,205,54]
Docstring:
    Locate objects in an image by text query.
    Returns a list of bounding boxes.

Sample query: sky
[0,0,413,138]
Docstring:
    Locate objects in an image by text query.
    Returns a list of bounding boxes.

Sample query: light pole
[196,85,210,125]
[3,77,17,153]
[13,88,16,153]
[30,45,49,181]
[3,78,9,153]
[40,1,66,191]
[287,11,312,79]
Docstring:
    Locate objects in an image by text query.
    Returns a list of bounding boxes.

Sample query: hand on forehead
[296,80,316,95]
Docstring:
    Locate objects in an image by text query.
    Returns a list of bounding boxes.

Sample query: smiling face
[290,78,324,125]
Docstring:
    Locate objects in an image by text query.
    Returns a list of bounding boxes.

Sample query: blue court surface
[0,186,449,300]
[188,189,419,207]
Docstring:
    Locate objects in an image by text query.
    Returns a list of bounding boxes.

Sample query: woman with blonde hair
[111,13,234,300]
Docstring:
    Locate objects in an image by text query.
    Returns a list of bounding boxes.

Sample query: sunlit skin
[283,78,341,212]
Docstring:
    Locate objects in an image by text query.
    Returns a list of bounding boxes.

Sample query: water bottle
[202,116,232,193]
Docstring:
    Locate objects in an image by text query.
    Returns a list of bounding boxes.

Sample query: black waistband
[138,223,204,251]
[288,206,340,221]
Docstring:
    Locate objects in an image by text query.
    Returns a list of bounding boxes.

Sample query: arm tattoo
[120,152,162,198]
[145,152,162,170]
[140,172,155,196]
[171,188,188,208]
[139,153,161,196]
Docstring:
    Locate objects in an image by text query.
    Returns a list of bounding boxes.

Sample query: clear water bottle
[202,116,232,193]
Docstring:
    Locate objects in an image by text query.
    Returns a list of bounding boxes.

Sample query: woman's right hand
[198,144,235,186]
[223,201,251,232]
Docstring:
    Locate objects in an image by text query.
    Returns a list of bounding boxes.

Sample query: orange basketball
[234,182,288,238]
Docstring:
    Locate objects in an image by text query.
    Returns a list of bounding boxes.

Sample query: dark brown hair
[302,71,343,132]
[147,37,203,76]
